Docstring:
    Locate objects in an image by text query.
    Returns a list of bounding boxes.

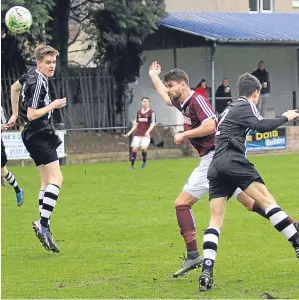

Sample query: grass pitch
[2,154,299,299]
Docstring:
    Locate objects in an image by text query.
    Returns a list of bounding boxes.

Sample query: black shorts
[1,139,8,168]
[208,150,264,200]
[22,125,61,167]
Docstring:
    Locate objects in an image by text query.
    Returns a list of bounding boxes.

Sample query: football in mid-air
[5,6,32,34]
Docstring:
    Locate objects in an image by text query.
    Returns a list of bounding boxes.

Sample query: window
[293,0,299,8]
[249,0,258,11]
[249,0,273,12]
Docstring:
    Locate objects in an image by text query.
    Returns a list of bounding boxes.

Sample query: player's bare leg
[245,181,299,258]
[141,147,148,169]
[1,165,24,206]
[235,188,296,225]
[130,147,138,169]
[173,191,203,278]
[199,197,226,292]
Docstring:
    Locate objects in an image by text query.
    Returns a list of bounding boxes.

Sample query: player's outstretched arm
[7,80,23,128]
[27,98,67,121]
[253,110,299,133]
[125,121,138,137]
[149,61,172,106]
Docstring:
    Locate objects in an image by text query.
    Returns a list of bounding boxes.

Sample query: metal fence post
[293,91,298,126]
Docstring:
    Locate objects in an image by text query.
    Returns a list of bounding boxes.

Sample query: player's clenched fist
[149,61,162,77]
[52,98,67,109]
[282,109,299,121]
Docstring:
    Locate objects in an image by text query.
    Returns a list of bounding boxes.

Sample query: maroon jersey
[135,108,156,137]
[171,91,216,157]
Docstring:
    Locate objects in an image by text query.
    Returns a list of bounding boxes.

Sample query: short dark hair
[164,68,189,86]
[237,73,261,97]
[141,97,150,101]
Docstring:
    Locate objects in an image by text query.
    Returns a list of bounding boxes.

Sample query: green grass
[2,154,299,299]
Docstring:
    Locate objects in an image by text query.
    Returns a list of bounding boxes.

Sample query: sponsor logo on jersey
[138,117,148,122]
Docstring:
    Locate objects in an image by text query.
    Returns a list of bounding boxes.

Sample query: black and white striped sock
[38,190,45,217]
[5,171,21,193]
[40,184,60,229]
[266,204,299,250]
[202,227,221,272]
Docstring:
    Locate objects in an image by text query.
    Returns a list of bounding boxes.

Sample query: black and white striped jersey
[19,69,52,126]
[214,97,264,156]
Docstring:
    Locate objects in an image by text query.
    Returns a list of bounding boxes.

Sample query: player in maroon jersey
[125,97,156,169]
[148,61,297,278]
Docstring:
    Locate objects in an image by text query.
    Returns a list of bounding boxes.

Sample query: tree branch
[84,57,94,67]
[69,13,90,23]
[68,46,92,53]
[70,0,101,11]
[68,60,84,67]
[70,0,89,11]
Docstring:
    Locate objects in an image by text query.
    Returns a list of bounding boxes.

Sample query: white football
[5,6,32,34]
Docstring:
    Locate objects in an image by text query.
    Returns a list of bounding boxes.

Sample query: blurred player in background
[8,44,66,253]
[1,104,24,206]
[125,97,156,169]
[149,61,298,278]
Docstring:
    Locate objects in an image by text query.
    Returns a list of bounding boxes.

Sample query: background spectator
[215,77,232,114]
[195,79,209,99]
[252,60,270,116]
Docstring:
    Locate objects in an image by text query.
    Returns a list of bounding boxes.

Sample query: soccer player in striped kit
[8,45,66,252]
[1,104,24,206]
[199,73,299,291]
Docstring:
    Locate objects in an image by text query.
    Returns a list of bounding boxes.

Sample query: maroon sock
[130,152,137,167]
[175,205,198,253]
[252,202,294,223]
[141,151,147,163]
[288,216,294,223]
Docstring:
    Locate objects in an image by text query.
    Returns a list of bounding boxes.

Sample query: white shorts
[183,150,242,200]
[131,136,151,149]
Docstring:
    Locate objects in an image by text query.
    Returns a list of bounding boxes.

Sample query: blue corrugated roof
[158,12,299,44]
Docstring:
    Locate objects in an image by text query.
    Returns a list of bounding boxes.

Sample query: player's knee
[174,198,182,207]
[209,215,224,230]
[257,188,276,207]
[132,148,138,153]
[40,178,49,189]
[261,196,276,208]
[141,148,147,152]
[174,193,196,207]
[58,173,64,185]
[48,172,63,187]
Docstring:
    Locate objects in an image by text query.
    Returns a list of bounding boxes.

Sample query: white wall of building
[128,49,184,127]
[129,46,299,125]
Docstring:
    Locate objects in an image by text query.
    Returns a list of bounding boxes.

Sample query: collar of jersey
[238,97,248,102]
[180,90,195,108]
[141,108,151,114]
[35,69,48,81]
